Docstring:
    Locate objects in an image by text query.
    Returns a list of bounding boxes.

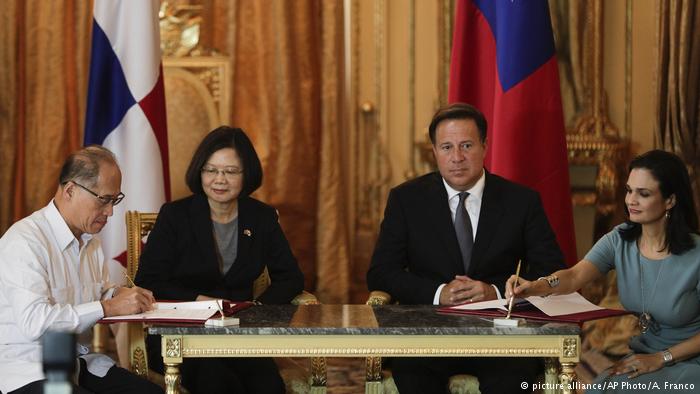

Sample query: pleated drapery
[655,0,700,221]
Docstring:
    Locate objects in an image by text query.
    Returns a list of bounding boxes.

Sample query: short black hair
[619,149,699,255]
[185,126,263,197]
[428,103,487,144]
[59,145,118,188]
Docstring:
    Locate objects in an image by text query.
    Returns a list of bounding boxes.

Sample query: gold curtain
[656,0,700,217]
[228,0,350,302]
[0,1,92,233]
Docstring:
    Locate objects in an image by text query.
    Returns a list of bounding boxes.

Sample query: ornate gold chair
[365,291,561,394]
[121,211,324,393]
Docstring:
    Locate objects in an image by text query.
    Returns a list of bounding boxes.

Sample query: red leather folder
[98,300,253,324]
[436,303,630,325]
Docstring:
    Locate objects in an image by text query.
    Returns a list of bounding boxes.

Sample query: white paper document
[450,298,510,311]
[448,292,602,316]
[154,300,225,310]
[101,300,228,322]
[526,293,603,316]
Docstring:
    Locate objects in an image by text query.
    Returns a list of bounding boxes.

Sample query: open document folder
[437,293,630,324]
[100,300,251,324]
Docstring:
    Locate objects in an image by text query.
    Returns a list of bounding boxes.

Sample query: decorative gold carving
[131,346,148,377]
[366,290,391,305]
[166,338,182,358]
[164,363,182,394]
[159,2,212,57]
[163,58,230,115]
[182,347,561,357]
[365,356,382,382]
[566,1,627,214]
[559,361,577,394]
[566,134,627,214]
[562,338,578,358]
[126,211,159,280]
[310,356,327,387]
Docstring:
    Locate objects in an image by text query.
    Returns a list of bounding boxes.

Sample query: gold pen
[124,274,136,288]
[505,260,522,319]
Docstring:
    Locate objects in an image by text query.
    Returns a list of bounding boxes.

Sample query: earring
[665,210,671,219]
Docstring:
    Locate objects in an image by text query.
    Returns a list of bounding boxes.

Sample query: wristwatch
[662,349,674,366]
[537,275,560,288]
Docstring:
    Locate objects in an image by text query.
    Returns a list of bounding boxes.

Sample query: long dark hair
[618,150,699,254]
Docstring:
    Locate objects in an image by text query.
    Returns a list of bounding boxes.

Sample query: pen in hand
[124,274,136,288]
[505,260,522,319]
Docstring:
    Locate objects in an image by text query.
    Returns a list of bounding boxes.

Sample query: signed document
[448,293,603,316]
[101,300,248,324]
[438,292,628,324]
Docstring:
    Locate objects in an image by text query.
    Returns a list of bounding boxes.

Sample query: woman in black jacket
[135,126,304,393]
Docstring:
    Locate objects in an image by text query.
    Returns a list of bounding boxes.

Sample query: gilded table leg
[543,357,559,394]
[309,356,327,394]
[365,356,383,394]
[164,363,181,394]
[559,362,577,394]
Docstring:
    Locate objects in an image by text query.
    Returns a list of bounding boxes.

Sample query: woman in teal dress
[506,150,700,393]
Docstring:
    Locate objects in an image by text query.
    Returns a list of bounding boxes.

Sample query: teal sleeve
[583,229,618,275]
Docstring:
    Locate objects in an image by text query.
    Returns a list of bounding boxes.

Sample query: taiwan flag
[84,0,170,284]
[449,0,577,265]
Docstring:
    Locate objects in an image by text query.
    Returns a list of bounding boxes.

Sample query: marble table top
[149,304,580,336]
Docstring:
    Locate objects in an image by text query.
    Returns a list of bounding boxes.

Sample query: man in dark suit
[367,103,566,393]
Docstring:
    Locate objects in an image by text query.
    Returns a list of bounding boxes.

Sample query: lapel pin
[243,229,252,237]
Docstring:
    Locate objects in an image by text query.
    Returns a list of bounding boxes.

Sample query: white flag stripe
[99,105,166,284]
[93,1,161,101]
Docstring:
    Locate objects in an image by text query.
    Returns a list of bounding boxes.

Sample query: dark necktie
[455,192,474,274]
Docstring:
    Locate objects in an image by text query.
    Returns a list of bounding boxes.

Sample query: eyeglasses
[70,181,125,206]
[201,166,243,179]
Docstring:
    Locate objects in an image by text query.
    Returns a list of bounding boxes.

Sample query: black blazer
[135,194,304,304]
[367,171,565,304]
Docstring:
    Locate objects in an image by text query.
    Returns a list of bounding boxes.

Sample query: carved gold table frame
[161,334,579,394]
[155,305,580,394]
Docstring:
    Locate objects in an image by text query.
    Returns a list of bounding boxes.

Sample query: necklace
[638,247,665,334]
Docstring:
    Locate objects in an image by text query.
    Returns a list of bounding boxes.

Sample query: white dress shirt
[433,171,502,304]
[0,200,116,393]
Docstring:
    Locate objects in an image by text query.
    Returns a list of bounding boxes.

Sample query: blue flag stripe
[473,0,555,91]
[84,20,137,145]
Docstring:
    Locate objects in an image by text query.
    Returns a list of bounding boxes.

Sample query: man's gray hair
[58,145,118,188]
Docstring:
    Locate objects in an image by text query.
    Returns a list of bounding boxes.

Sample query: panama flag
[84,0,170,284]
[449,0,577,265]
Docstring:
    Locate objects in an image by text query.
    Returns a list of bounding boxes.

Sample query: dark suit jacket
[134,194,304,304]
[367,171,565,304]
